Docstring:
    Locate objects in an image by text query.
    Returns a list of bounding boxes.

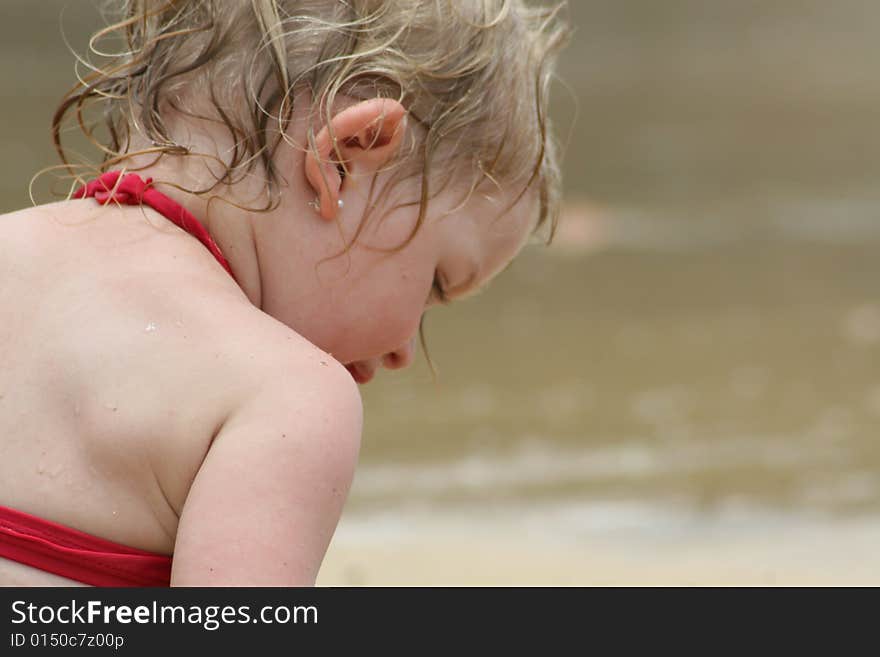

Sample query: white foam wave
[350,437,847,500]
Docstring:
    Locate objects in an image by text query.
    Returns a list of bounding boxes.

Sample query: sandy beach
[318,505,880,587]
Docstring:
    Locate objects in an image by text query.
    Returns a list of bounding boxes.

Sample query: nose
[382,337,416,370]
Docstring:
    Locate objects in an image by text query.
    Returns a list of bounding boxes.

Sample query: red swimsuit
[0,506,173,587]
[73,170,235,278]
[0,171,236,587]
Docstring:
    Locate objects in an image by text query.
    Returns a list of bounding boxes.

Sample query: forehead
[442,178,538,235]
[484,189,535,269]
[476,178,538,236]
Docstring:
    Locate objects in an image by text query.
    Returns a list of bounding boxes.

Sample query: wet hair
[52,0,568,242]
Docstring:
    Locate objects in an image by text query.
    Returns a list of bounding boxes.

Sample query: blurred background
[3,1,878,584]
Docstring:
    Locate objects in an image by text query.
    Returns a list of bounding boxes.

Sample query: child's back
[0,199,359,584]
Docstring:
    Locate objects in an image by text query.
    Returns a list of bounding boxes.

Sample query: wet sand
[318,507,880,586]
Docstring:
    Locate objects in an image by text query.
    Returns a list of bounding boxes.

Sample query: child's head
[54,0,568,378]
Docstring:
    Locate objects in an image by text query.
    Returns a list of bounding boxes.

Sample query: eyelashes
[430,270,450,305]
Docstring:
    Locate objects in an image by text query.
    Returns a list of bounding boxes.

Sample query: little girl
[0,0,566,586]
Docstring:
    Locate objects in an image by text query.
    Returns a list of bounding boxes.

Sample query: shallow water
[2,1,878,581]
[357,232,880,517]
[357,1,880,529]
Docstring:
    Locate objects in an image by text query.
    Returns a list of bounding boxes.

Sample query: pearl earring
[308,198,344,213]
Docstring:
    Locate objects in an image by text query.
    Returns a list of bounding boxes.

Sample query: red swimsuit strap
[0,505,172,587]
[74,170,236,280]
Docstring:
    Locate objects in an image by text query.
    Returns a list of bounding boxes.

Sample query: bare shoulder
[217,310,364,460]
[169,305,363,586]
[225,310,365,463]
[140,277,363,509]
[215,298,362,413]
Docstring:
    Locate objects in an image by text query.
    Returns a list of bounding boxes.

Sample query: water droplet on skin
[145,322,158,333]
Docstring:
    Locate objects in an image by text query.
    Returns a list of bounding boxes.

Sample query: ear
[304,98,407,220]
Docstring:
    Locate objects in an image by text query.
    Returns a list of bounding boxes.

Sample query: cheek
[326,267,427,361]
[306,219,433,359]
[365,284,425,345]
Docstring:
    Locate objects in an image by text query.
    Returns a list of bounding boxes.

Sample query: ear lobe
[303,137,344,221]
[304,98,407,221]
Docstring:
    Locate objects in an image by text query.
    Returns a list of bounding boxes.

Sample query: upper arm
[170,361,362,586]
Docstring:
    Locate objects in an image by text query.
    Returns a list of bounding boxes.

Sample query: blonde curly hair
[53,0,568,241]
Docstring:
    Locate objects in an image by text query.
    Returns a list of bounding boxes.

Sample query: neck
[117,145,266,310]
